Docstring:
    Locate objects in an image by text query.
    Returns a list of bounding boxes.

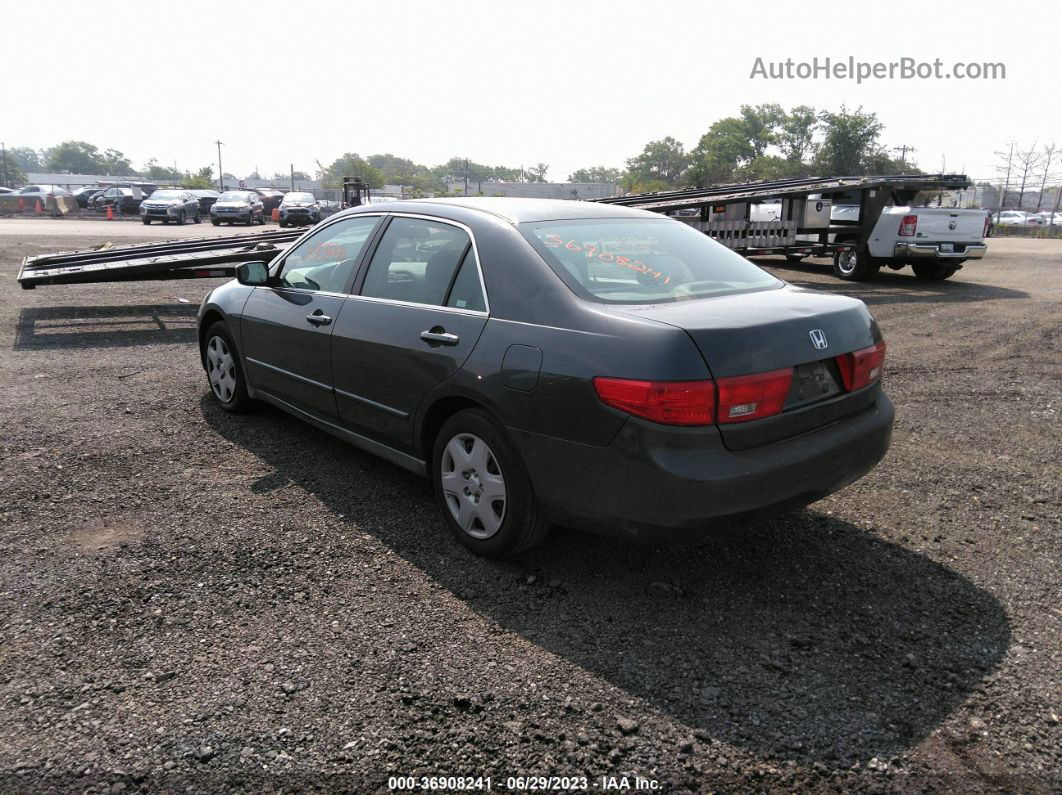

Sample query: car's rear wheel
[832,245,880,281]
[203,322,252,413]
[211,219,220,226]
[912,262,959,281]
[433,409,550,557]
[193,211,201,224]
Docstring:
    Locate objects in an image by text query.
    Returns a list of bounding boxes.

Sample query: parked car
[197,198,894,557]
[90,186,146,215]
[248,187,286,215]
[0,187,15,195]
[995,210,1038,227]
[140,189,202,225]
[209,190,266,226]
[190,189,221,214]
[71,186,104,208]
[18,184,74,201]
[277,191,321,227]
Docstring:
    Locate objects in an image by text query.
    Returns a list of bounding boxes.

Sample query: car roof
[343,196,664,224]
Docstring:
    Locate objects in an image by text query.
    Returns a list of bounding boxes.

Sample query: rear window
[522,218,781,304]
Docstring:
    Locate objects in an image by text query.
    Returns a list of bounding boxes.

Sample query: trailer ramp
[17,229,302,289]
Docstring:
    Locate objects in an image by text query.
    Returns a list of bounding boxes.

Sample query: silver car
[140,189,202,225]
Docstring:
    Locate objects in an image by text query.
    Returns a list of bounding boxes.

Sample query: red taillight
[837,341,886,391]
[716,368,793,424]
[898,214,918,236]
[592,377,715,426]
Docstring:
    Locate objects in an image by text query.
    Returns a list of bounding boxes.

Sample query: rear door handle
[306,312,332,326]
[420,328,459,345]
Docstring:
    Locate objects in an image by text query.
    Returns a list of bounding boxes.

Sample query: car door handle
[306,312,332,326]
[420,328,459,345]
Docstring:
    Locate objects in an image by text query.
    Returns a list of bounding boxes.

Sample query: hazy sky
[5,1,1058,183]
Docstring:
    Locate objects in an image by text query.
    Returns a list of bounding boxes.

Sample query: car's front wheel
[211,219,220,226]
[433,409,550,557]
[203,322,253,413]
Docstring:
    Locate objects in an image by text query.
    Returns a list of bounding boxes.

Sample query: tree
[182,167,215,189]
[686,119,754,185]
[1036,143,1057,210]
[7,146,42,173]
[99,148,134,175]
[317,153,384,189]
[814,106,885,175]
[0,151,26,187]
[523,163,549,183]
[1012,141,1042,209]
[777,105,818,164]
[624,137,689,190]
[44,140,105,174]
[367,153,427,184]
[142,158,181,181]
[568,166,622,183]
[739,103,785,158]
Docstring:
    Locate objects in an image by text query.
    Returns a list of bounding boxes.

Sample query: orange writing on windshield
[543,234,671,284]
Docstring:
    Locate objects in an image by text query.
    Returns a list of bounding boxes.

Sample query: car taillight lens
[836,341,886,391]
[983,215,990,237]
[898,214,918,236]
[716,368,793,424]
[592,378,715,426]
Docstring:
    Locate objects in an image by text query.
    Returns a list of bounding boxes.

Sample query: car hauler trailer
[17,177,376,290]
[593,174,984,281]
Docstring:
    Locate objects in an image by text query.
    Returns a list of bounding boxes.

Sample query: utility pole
[893,144,916,168]
[998,141,1015,218]
[1,141,8,188]
[464,158,469,196]
[214,140,224,192]
[290,163,295,192]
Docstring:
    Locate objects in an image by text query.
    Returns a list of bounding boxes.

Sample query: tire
[258,212,266,225]
[245,215,254,226]
[278,220,288,228]
[832,244,880,281]
[912,262,958,281]
[142,218,151,225]
[193,211,201,224]
[433,409,550,557]
[203,322,253,413]
[211,219,220,227]
[178,211,186,226]
[785,254,805,264]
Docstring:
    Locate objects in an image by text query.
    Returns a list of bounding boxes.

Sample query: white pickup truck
[826,204,989,281]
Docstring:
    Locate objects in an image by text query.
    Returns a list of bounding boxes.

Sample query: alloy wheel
[440,433,506,539]
[206,335,237,403]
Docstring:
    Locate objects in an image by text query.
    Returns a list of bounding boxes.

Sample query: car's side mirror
[236,261,270,286]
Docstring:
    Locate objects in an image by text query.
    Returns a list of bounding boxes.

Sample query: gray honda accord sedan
[197,198,893,556]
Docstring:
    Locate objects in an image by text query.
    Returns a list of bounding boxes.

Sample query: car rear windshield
[522,218,781,304]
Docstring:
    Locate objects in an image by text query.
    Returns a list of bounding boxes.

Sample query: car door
[239,214,383,417]
[330,215,489,450]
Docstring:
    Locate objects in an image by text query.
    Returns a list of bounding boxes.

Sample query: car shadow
[13,304,198,350]
[750,257,1029,306]
[201,396,1010,767]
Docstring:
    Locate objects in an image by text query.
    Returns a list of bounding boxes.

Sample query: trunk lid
[622,285,882,449]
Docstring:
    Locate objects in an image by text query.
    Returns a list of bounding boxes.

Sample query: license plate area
[784,359,843,409]
[939,242,955,253]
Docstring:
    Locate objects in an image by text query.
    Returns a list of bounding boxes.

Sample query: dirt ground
[0,224,1058,793]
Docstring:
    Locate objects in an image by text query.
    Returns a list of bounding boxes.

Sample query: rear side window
[361,217,472,307]
[523,218,780,304]
[446,250,486,311]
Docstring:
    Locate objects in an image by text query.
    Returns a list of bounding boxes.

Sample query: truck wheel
[912,263,958,281]
[433,409,550,558]
[832,246,880,281]
[785,254,805,264]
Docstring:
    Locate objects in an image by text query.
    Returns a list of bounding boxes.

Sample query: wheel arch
[198,309,226,367]
[417,395,489,463]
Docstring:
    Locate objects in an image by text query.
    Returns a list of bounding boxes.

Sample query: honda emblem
[809,329,828,350]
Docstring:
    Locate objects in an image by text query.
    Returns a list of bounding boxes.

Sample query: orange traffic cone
[106,205,114,221]
[34,199,43,214]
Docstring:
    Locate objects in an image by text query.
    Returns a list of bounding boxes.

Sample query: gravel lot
[0,224,1058,793]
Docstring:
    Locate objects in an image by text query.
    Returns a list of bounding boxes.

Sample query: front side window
[522,218,781,304]
[361,217,472,307]
[277,216,380,293]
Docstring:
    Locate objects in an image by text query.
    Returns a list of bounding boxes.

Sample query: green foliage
[181,167,215,189]
[523,162,549,183]
[624,137,689,189]
[7,146,41,172]
[0,152,26,186]
[567,166,622,183]
[41,140,135,176]
[142,158,181,181]
[317,153,384,189]
[813,106,886,176]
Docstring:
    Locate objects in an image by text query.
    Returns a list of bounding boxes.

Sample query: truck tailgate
[885,207,985,242]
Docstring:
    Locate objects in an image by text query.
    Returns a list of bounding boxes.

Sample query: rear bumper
[894,242,987,259]
[510,391,894,538]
